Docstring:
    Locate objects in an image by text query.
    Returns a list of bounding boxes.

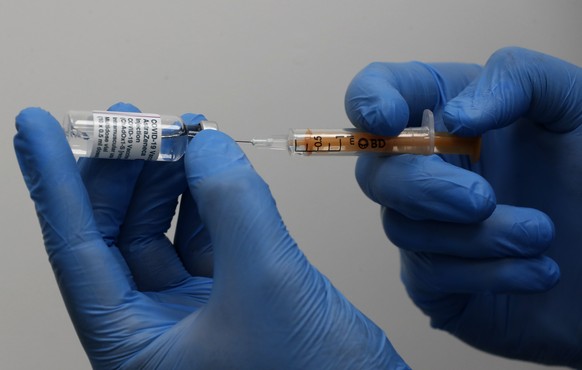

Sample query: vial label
[91,111,161,160]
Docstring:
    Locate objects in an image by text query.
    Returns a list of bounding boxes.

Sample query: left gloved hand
[14,103,409,369]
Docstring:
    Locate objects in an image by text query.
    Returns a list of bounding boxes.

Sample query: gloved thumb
[443,47,582,136]
[183,131,413,369]
[184,130,306,299]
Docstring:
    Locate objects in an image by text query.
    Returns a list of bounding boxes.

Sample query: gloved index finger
[173,112,214,277]
[444,47,582,136]
[174,189,214,277]
[345,62,410,136]
[345,62,482,136]
[116,159,193,291]
[78,102,145,247]
[14,107,133,305]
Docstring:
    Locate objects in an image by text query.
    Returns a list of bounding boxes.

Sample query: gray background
[1,0,579,369]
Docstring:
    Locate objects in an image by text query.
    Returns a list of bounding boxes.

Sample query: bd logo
[358,138,385,149]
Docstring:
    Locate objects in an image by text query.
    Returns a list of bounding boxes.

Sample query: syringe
[237,110,482,162]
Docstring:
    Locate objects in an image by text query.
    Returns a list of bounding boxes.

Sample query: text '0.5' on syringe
[62,109,481,162]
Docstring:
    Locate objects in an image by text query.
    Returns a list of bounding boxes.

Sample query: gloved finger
[345,62,482,136]
[383,205,554,258]
[14,108,132,305]
[116,159,191,291]
[115,112,209,290]
[174,189,213,277]
[77,102,145,247]
[185,130,305,302]
[173,112,213,278]
[444,47,582,136]
[355,154,496,223]
[400,249,560,295]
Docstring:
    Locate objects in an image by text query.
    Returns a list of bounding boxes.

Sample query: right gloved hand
[345,47,582,367]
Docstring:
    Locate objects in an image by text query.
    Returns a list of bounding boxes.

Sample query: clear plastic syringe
[238,110,482,162]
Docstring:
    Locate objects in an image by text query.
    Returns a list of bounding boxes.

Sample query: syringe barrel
[288,127,434,156]
[252,110,480,160]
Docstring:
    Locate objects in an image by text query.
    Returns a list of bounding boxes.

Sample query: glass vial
[62,111,216,161]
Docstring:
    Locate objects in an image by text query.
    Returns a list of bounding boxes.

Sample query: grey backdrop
[1,1,579,369]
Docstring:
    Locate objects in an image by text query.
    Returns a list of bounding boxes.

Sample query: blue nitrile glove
[14,103,410,369]
[345,46,582,367]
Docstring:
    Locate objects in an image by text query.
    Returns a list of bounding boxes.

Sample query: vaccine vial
[62,111,217,161]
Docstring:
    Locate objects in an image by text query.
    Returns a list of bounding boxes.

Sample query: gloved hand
[345,47,582,367]
[14,103,409,369]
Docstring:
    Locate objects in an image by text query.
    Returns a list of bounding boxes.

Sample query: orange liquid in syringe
[291,128,481,162]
